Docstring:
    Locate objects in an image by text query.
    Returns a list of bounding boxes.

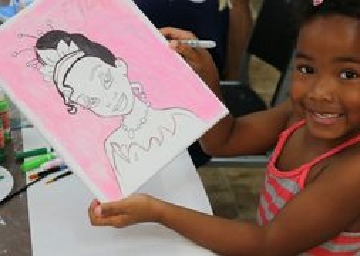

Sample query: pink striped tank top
[257,120,360,255]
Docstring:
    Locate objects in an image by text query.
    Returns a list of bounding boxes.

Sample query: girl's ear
[115,58,128,74]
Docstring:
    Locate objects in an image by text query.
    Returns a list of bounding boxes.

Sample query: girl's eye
[340,69,358,79]
[296,64,314,75]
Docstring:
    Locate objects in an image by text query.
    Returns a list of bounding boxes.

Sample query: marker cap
[0,100,8,112]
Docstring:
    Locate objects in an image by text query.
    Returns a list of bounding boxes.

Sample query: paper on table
[24,128,216,256]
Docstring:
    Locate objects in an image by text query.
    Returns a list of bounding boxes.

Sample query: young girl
[88,0,360,254]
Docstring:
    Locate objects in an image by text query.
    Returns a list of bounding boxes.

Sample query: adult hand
[160,27,220,89]
[88,194,163,228]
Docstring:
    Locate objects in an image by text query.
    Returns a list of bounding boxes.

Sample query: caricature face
[291,15,360,140]
[64,57,135,117]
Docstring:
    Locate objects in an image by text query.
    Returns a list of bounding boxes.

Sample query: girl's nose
[308,76,335,102]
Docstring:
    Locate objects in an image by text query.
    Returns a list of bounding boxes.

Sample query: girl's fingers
[98,201,125,216]
[160,27,210,69]
[88,199,100,218]
[90,199,100,208]
[160,27,197,41]
[88,194,158,227]
[88,202,127,227]
[91,214,133,228]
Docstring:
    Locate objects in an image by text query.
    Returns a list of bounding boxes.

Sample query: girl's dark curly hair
[291,0,360,33]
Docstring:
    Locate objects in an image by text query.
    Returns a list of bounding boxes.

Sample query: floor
[197,0,281,222]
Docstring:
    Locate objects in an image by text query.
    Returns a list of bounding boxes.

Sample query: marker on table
[0,164,68,205]
[15,147,53,161]
[40,158,66,170]
[46,170,73,185]
[20,153,56,172]
[178,39,216,49]
[29,164,68,181]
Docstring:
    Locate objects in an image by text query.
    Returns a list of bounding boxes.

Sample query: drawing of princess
[34,30,206,194]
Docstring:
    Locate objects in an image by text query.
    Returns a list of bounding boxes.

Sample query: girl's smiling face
[64,57,134,117]
[291,15,360,140]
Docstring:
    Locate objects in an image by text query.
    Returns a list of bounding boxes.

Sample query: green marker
[0,175,4,180]
[20,153,56,172]
[15,147,50,161]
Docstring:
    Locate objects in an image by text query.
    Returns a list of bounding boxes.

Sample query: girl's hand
[88,194,163,228]
[160,27,220,89]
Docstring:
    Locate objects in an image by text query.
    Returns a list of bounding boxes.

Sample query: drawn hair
[35,30,117,114]
[36,30,116,65]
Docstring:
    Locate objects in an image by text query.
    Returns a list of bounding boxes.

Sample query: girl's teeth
[314,112,339,119]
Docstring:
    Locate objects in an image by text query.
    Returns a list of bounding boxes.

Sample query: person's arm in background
[223,0,253,81]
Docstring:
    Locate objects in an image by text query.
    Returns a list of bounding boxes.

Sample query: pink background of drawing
[0,0,227,200]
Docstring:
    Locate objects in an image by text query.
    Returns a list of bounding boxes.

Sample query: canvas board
[0,0,228,200]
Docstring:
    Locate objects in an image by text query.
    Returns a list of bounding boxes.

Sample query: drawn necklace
[122,103,150,139]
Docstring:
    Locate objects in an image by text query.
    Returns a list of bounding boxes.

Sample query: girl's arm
[89,195,268,256]
[89,154,360,255]
[200,100,293,156]
[160,27,293,157]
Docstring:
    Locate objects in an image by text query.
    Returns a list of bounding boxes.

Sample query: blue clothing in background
[133,0,229,73]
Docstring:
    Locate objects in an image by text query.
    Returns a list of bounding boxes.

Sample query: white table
[23,128,216,256]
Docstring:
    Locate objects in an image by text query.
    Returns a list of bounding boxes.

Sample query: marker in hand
[178,39,216,49]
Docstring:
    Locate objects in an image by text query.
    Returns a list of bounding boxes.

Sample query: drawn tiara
[12,21,55,69]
